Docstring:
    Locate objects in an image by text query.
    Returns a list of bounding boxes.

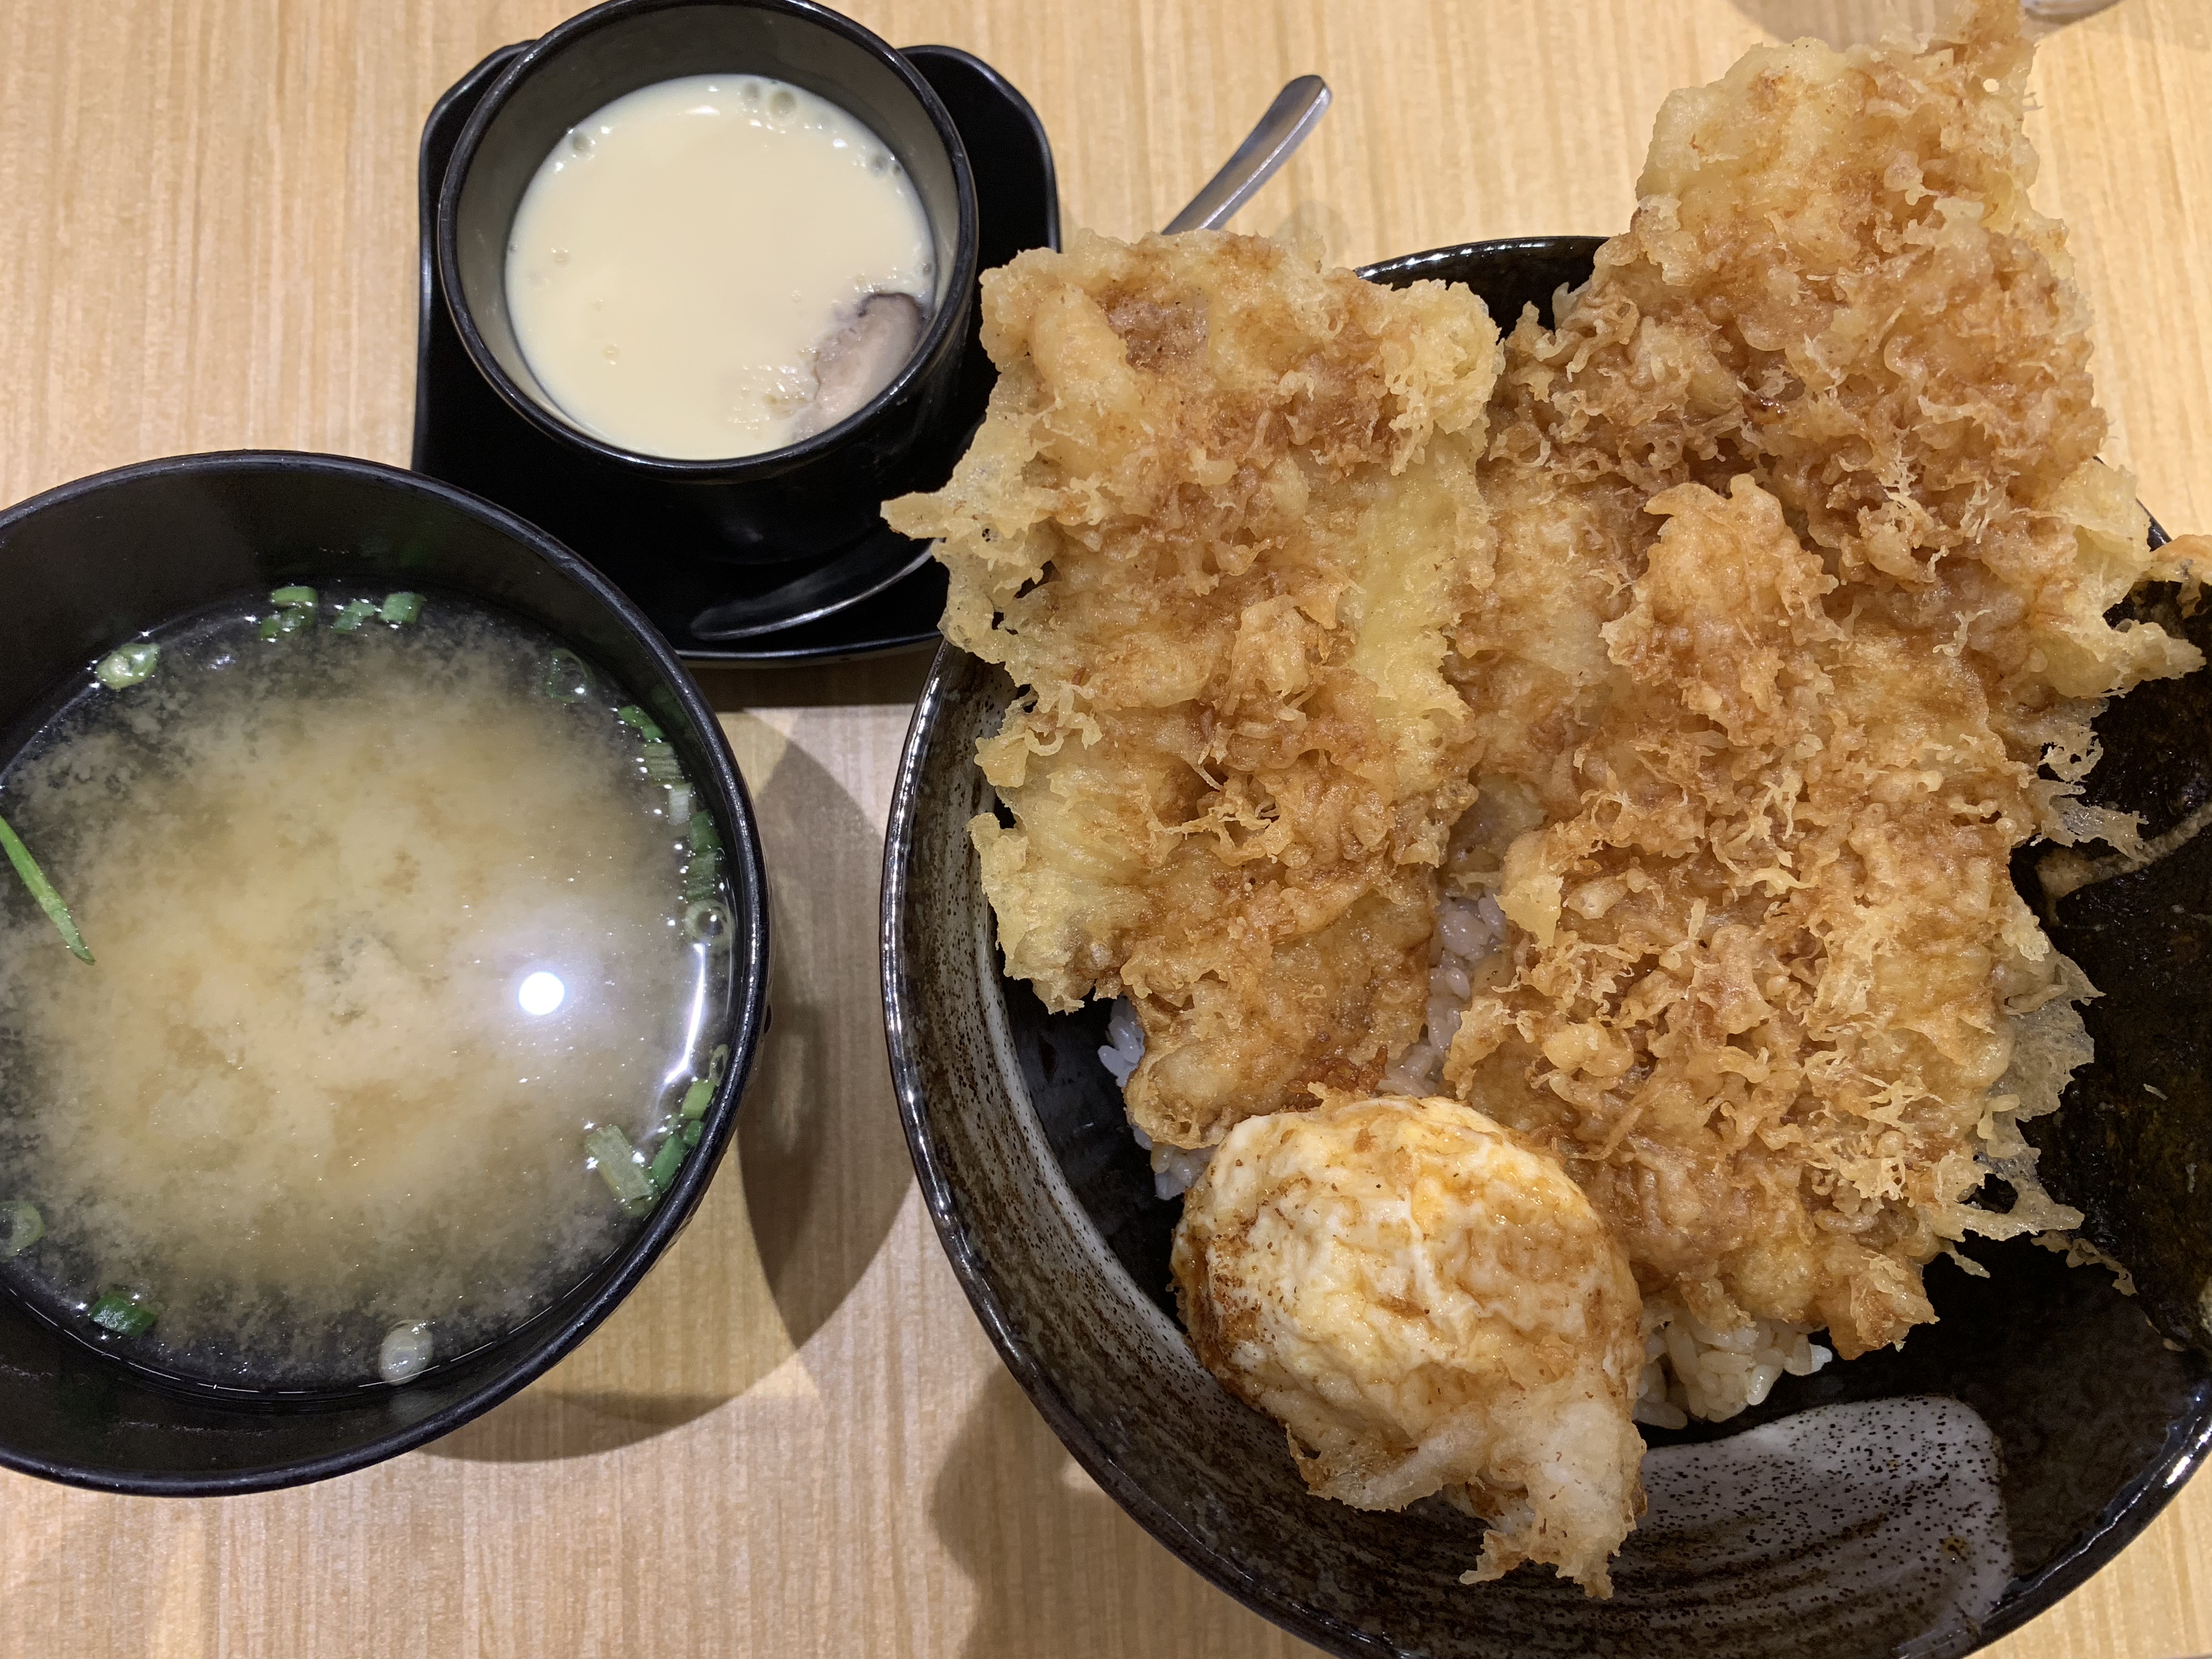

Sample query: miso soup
[0,588,737,1390]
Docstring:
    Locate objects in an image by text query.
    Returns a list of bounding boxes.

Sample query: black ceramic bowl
[0,450,768,1494]
[881,238,2212,1658]
[438,0,981,563]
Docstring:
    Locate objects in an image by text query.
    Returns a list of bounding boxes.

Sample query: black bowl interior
[0,451,767,1494]
[444,0,973,468]
[883,237,2212,1659]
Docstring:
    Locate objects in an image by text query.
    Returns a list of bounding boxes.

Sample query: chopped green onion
[88,1287,158,1338]
[546,648,594,702]
[331,599,380,633]
[687,811,722,855]
[380,591,425,626]
[269,585,318,610]
[640,741,686,785]
[680,1076,714,1120]
[682,1120,703,1147]
[645,1132,687,1197]
[616,705,665,743]
[666,784,694,825]
[1,1200,43,1258]
[94,643,160,691]
[0,813,93,963]
[682,900,732,949]
[584,1122,654,1215]
[708,1043,729,1086]
[684,848,722,905]
[258,607,312,641]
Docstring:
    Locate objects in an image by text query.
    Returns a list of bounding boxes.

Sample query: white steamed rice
[1633,1297,1832,1429]
[1379,893,1507,1097]
[1098,1000,1216,1199]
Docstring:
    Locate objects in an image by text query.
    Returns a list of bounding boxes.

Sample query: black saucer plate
[411,42,1059,665]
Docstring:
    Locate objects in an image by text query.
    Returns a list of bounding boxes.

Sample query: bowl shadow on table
[430,699,915,1462]
[932,1368,1314,1659]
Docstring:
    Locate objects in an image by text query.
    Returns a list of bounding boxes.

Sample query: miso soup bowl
[0,450,767,1495]
[880,238,2212,1659]
[438,0,981,563]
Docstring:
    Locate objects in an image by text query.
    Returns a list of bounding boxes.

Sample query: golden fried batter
[1459,0,2195,796]
[886,230,1501,1149]
[1442,0,2200,1358]
[1173,1093,1645,1596]
[1448,479,2087,1356]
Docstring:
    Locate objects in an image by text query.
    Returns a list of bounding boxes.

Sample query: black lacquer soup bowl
[0,451,768,1496]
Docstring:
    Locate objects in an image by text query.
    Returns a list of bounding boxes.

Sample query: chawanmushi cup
[437,0,982,564]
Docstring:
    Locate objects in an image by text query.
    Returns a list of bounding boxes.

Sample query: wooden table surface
[1,1,2207,1654]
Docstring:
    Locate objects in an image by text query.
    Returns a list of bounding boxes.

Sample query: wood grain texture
[0,2,2205,1655]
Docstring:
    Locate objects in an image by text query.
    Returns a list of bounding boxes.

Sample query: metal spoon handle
[1161,75,1331,234]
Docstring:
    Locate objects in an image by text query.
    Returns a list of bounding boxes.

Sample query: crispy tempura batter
[1173,1093,1645,1595]
[887,231,1500,1149]
[1458,0,2194,799]
[1449,479,2092,1357]
[1443,0,2200,1359]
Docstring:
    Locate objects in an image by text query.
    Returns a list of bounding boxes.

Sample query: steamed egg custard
[0,594,737,1389]
[505,74,937,460]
